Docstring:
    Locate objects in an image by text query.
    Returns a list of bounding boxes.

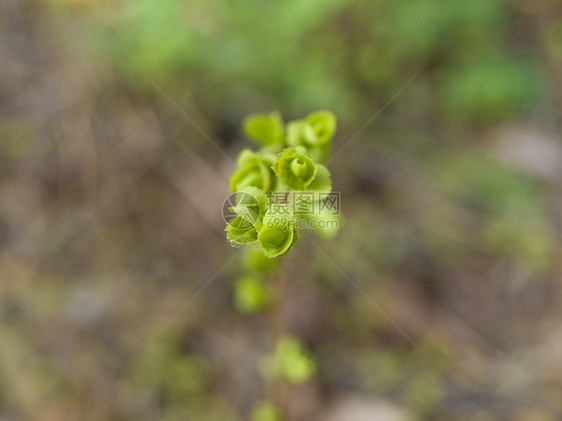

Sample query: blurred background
[1,0,562,419]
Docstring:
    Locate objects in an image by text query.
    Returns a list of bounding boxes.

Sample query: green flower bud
[287,120,332,164]
[259,336,316,384]
[226,215,258,245]
[286,111,336,148]
[243,111,284,148]
[273,148,316,191]
[305,111,336,147]
[233,275,272,313]
[290,157,309,178]
[228,186,269,230]
[230,149,276,193]
[286,120,313,147]
[258,206,298,258]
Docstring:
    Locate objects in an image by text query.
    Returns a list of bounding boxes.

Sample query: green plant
[225,110,340,418]
[226,110,339,256]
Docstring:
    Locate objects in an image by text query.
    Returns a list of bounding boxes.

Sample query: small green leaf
[273,148,317,191]
[305,111,336,146]
[307,144,331,164]
[286,111,336,148]
[286,120,312,147]
[306,164,332,192]
[244,111,284,148]
[230,150,276,193]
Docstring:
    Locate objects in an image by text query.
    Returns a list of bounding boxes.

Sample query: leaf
[230,149,276,193]
[305,110,336,146]
[243,111,285,147]
[287,121,332,164]
[306,144,331,164]
[286,111,336,148]
[286,120,313,147]
[306,164,332,192]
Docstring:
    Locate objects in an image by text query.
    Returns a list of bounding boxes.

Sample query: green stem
[268,262,287,413]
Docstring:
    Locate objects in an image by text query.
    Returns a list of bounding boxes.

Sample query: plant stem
[268,261,288,413]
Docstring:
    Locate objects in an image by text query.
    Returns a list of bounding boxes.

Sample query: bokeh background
[2,0,562,420]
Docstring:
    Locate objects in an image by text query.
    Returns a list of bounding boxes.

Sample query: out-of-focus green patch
[390,0,505,60]
[543,23,562,61]
[424,150,555,267]
[439,57,543,122]
[409,334,452,372]
[62,0,542,124]
[327,208,408,277]
[241,247,278,273]
[404,371,445,413]
[418,199,477,267]
[403,371,444,413]
[356,350,407,391]
[133,334,212,402]
[233,275,272,313]
[0,118,35,160]
[484,216,556,270]
[158,397,241,421]
[131,334,240,418]
[355,335,450,413]
[513,409,556,421]
[260,335,316,384]
[336,287,392,340]
[430,152,545,214]
[251,400,282,421]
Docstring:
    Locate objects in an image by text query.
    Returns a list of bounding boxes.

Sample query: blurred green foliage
[429,151,556,269]
[439,58,542,122]
[260,336,316,384]
[79,0,543,123]
[133,335,212,401]
[431,152,545,214]
[355,336,451,414]
[241,247,279,273]
[251,401,282,421]
[131,334,241,420]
